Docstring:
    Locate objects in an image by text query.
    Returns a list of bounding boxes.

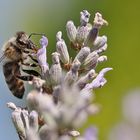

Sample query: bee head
[16,31,37,52]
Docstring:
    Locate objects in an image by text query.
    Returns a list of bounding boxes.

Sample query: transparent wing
[0,53,5,63]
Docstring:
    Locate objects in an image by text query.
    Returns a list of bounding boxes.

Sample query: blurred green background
[0,0,140,140]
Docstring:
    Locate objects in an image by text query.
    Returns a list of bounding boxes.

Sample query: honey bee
[1,31,42,98]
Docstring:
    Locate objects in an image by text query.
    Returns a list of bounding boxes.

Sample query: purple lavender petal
[40,36,48,47]
[37,36,48,66]
[84,67,112,90]
[84,126,98,140]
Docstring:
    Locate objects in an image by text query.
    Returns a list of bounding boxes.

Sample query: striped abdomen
[3,61,25,98]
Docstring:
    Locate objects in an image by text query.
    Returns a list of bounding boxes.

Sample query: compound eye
[19,35,28,44]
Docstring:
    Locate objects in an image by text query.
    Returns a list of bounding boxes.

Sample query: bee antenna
[28,33,46,39]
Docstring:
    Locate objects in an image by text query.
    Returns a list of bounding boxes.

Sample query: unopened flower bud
[56,31,70,64]
[85,13,108,47]
[80,10,90,26]
[76,26,89,45]
[7,102,17,110]
[52,85,61,104]
[21,109,29,130]
[71,59,81,73]
[83,51,99,71]
[86,104,100,115]
[84,27,99,47]
[97,55,107,63]
[29,110,39,132]
[66,21,77,43]
[95,43,108,54]
[68,130,80,137]
[93,35,107,51]
[26,90,39,111]
[26,129,40,140]
[51,52,60,64]
[11,109,26,140]
[93,12,108,29]
[29,77,45,93]
[50,52,62,86]
[39,124,58,140]
[72,111,87,128]
[65,59,81,84]
[74,47,90,63]
[76,69,96,89]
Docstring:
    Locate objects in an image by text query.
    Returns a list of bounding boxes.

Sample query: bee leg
[22,62,38,67]
[23,50,30,53]
[22,69,41,77]
[28,54,38,63]
[16,75,33,81]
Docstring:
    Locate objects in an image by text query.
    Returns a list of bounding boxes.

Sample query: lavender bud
[71,59,81,72]
[28,77,45,93]
[52,85,61,104]
[66,21,77,43]
[83,51,99,71]
[93,35,107,51]
[50,52,62,86]
[7,102,17,110]
[26,129,40,140]
[29,93,59,120]
[74,47,90,63]
[51,52,60,64]
[80,10,90,26]
[39,125,58,140]
[97,55,107,63]
[56,31,62,41]
[76,26,89,45]
[72,111,87,128]
[93,12,108,29]
[65,59,81,84]
[11,109,26,140]
[56,31,70,64]
[26,90,39,111]
[29,110,39,132]
[95,43,108,54]
[86,104,100,115]
[84,27,99,47]
[21,109,29,130]
[40,64,50,80]
[76,69,96,89]
[68,130,80,137]
[85,13,108,47]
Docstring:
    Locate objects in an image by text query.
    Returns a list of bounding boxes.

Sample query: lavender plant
[7,10,112,140]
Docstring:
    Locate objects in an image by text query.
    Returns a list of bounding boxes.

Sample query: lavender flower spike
[84,67,112,91]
